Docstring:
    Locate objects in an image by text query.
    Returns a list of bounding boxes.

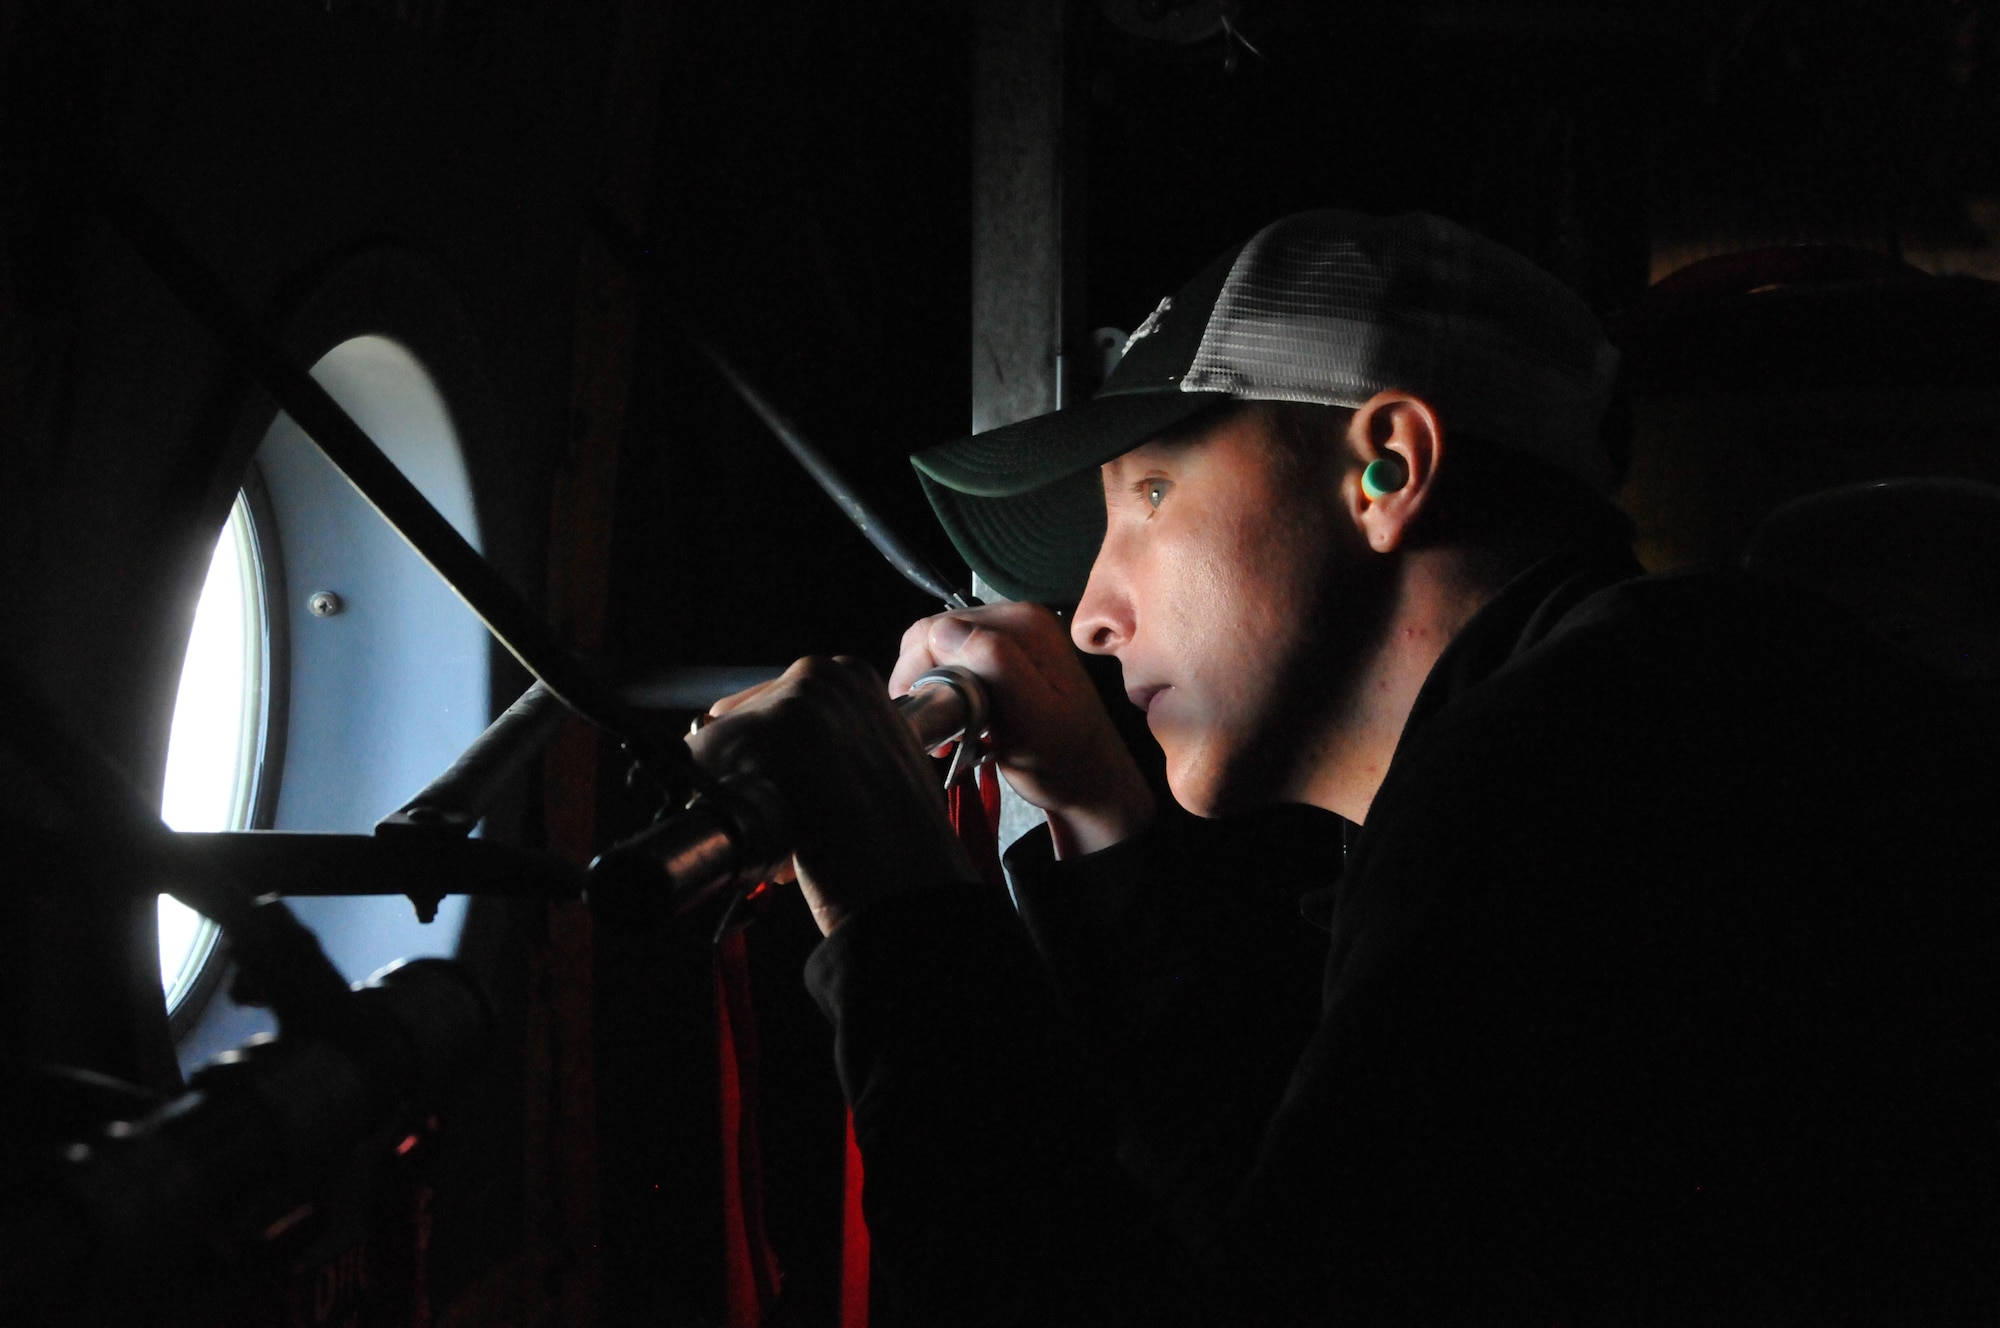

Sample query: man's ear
[1344,391,1444,554]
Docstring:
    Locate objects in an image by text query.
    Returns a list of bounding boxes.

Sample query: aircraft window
[159,491,271,1011]
[173,330,488,1073]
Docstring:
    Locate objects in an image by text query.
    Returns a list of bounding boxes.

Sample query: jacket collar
[1302,543,1642,930]
[1394,542,1644,751]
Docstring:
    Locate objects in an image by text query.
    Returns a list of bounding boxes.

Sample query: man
[695,212,1997,1324]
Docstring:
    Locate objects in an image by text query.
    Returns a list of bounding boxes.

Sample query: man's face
[1071,406,1387,815]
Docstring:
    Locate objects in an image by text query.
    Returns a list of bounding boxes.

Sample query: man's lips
[1126,682,1169,713]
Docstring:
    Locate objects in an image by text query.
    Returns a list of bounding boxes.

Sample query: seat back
[1743,478,2000,682]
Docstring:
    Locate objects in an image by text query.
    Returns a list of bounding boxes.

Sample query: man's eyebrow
[1135,400,1247,456]
[1119,430,1203,467]
[1105,447,1167,482]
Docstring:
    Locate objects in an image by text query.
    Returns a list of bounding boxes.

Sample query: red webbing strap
[721,761,1007,1328]
[838,1109,871,1328]
[837,761,1008,1327]
[947,762,1007,891]
[716,928,783,1327]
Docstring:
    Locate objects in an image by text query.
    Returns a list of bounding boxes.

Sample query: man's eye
[1143,478,1171,510]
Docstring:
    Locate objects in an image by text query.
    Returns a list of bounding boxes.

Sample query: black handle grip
[585,667,990,925]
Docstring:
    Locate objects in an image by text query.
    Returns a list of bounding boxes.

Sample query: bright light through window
[159,494,267,1010]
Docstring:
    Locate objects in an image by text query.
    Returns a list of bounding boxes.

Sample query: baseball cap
[912,209,1621,603]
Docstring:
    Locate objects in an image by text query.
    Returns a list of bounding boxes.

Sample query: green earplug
[1361,456,1408,500]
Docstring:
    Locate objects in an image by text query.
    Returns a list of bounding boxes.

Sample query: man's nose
[1071,555,1133,655]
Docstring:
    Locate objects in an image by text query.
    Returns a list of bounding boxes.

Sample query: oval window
[159,492,270,1011]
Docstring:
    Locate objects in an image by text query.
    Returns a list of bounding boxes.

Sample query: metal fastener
[308,591,344,617]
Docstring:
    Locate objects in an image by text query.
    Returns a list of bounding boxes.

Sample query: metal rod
[579,202,973,612]
[0,655,358,1034]
[99,186,702,800]
[584,201,977,614]
[377,681,571,838]
[692,338,975,610]
[169,832,586,902]
[18,828,586,905]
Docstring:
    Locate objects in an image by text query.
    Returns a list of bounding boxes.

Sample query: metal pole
[693,339,975,609]
[377,681,573,840]
[971,0,1080,849]
[971,0,1082,434]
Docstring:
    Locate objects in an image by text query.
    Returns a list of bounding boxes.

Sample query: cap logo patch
[1125,296,1173,347]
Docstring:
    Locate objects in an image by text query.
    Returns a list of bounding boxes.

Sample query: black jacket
[806,553,2000,1326]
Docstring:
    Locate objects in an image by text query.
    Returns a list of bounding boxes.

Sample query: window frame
[168,254,508,1075]
[163,462,288,1038]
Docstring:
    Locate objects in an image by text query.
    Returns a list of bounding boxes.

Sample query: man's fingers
[886,649,937,700]
[888,614,996,694]
[675,649,977,933]
[826,654,882,683]
[708,654,861,719]
[936,616,1010,676]
[705,675,782,720]
[688,660,828,772]
[888,618,947,695]
[694,656,911,769]
[889,603,1059,695]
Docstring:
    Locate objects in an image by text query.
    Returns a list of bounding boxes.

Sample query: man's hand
[890,602,1155,858]
[694,656,978,935]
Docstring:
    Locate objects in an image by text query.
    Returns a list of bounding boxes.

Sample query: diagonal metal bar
[377,680,571,841]
[692,339,975,610]
[100,186,702,799]
[579,199,975,613]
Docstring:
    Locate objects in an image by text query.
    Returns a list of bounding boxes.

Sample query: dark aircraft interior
[3,1,1998,1324]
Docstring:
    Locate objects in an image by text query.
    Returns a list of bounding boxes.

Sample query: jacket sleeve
[802,766,1675,1325]
[805,885,1204,1327]
[803,806,1338,1325]
[1000,804,1337,1244]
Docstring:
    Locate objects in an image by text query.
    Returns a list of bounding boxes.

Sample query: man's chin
[1160,728,1312,820]
[1163,743,1263,819]
[1160,742,1214,817]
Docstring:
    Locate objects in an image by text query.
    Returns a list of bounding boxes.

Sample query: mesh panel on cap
[1182,211,1619,492]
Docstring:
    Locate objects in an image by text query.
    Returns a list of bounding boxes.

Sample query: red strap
[947,761,1008,892]
[832,762,1008,1327]
[838,1109,871,1328]
[721,761,1008,1328]
[716,929,783,1327]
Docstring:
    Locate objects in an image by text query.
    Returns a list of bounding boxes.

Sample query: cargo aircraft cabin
[2,2,1997,1325]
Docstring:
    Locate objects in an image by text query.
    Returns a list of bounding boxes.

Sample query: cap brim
[914,388,1229,496]
[911,388,1230,602]
[916,467,1104,604]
